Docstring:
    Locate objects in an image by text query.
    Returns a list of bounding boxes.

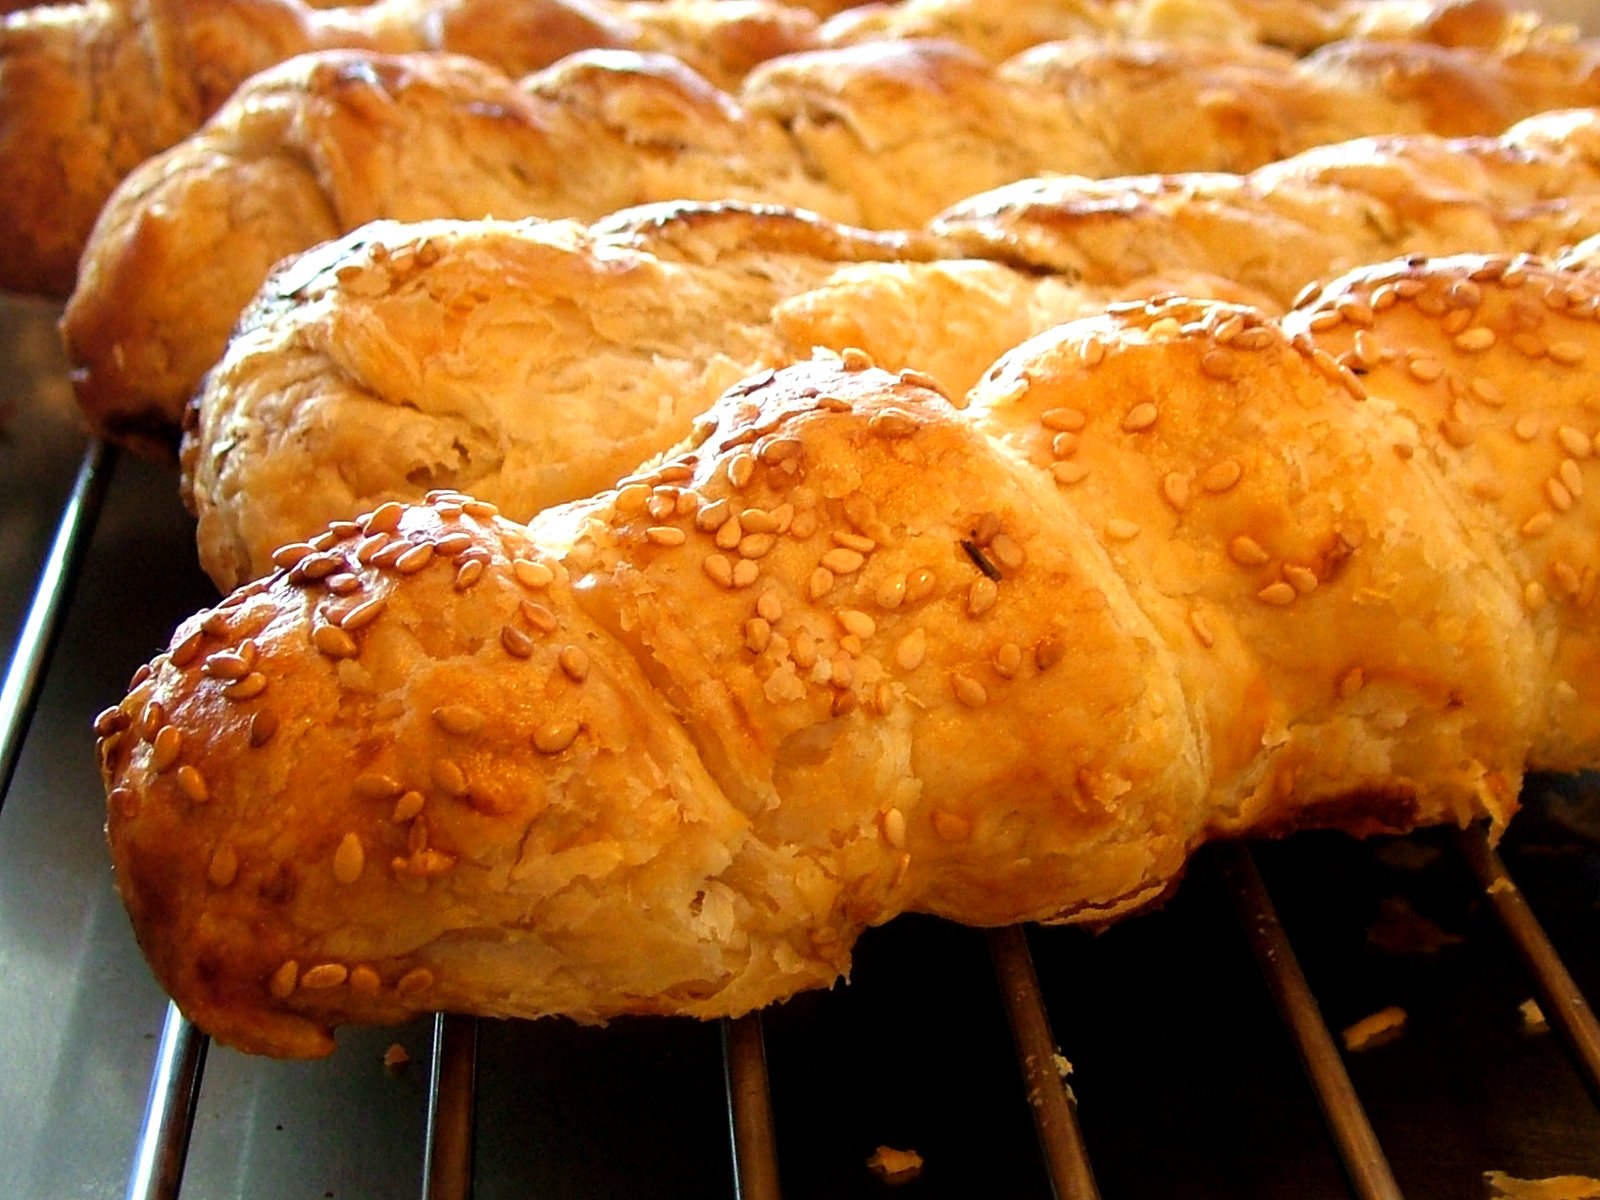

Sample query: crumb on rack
[1341,1005,1407,1052]
[866,1145,924,1184]
[383,1043,410,1068]
[1484,1169,1600,1199]
[1519,998,1549,1033]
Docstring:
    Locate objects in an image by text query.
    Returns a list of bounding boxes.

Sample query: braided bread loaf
[0,0,824,297]
[61,29,1600,450]
[9,0,1486,299]
[182,111,1600,591]
[100,248,1600,1057]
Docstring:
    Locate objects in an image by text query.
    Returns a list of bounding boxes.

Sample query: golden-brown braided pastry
[0,0,821,298]
[101,248,1600,1057]
[182,111,1600,590]
[61,31,1600,452]
[0,0,1560,299]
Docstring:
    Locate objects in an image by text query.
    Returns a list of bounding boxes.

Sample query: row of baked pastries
[52,5,1600,451]
[100,245,1600,1057]
[179,110,1600,592]
[0,0,1524,298]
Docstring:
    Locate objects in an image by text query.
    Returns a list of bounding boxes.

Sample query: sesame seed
[559,646,590,682]
[739,533,776,559]
[1041,407,1087,432]
[1514,414,1541,441]
[176,765,209,802]
[295,552,343,581]
[268,960,299,999]
[646,526,686,548]
[434,531,473,557]
[1560,458,1584,498]
[906,569,937,604]
[302,964,349,990]
[732,559,759,588]
[1440,419,1475,448]
[1188,609,1215,648]
[369,540,408,570]
[882,807,907,849]
[1469,378,1503,407]
[1034,635,1064,671]
[1051,462,1089,486]
[1201,460,1242,493]
[532,719,580,754]
[895,628,926,671]
[1547,478,1575,512]
[514,559,555,588]
[432,705,484,735]
[1106,519,1141,542]
[364,502,405,534]
[432,757,468,796]
[1524,580,1547,611]
[703,554,735,587]
[462,499,499,518]
[452,559,485,592]
[1308,310,1343,332]
[1407,358,1445,383]
[951,673,988,707]
[521,601,558,634]
[966,577,999,616]
[759,436,803,464]
[875,576,906,610]
[739,508,777,535]
[169,629,204,668]
[1522,512,1555,538]
[354,772,402,800]
[350,966,381,996]
[1051,431,1079,458]
[393,791,425,822]
[138,700,166,740]
[745,617,772,653]
[1121,402,1159,432]
[93,706,130,738]
[1454,328,1496,353]
[1200,349,1239,381]
[1558,426,1594,459]
[756,591,783,622]
[1553,561,1582,597]
[989,534,1026,571]
[1339,667,1365,698]
[397,968,434,997]
[394,542,435,574]
[715,517,744,551]
[1228,536,1271,566]
[1257,582,1297,606]
[646,494,675,522]
[150,725,182,772]
[842,346,873,371]
[837,609,877,638]
[271,542,318,569]
[993,643,1023,678]
[1161,472,1191,512]
[501,625,535,658]
[333,833,365,884]
[820,547,865,574]
[202,649,252,680]
[1284,565,1319,594]
[246,710,278,748]
[695,498,731,532]
[1442,308,1473,337]
[355,533,391,564]
[869,410,919,438]
[312,624,358,659]
[1548,340,1587,365]
[832,531,876,554]
[207,844,238,887]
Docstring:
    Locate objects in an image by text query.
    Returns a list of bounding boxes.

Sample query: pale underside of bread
[60,27,1600,452]
[182,111,1600,592]
[101,247,1600,1056]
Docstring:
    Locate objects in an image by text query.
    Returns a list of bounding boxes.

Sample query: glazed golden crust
[0,0,1561,298]
[62,30,1600,451]
[0,0,820,297]
[183,112,1600,590]
[106,252,1600,1056]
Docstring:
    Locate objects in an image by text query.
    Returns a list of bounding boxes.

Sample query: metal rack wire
[3,439,1599,1200]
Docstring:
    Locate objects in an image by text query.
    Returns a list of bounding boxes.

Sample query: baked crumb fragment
[1485,1170,1600,1199]
[1341,1005,1407,1052]
[1519,998,1549,1033]
[382,1043,410,1068]
[866,1145,924,1184]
